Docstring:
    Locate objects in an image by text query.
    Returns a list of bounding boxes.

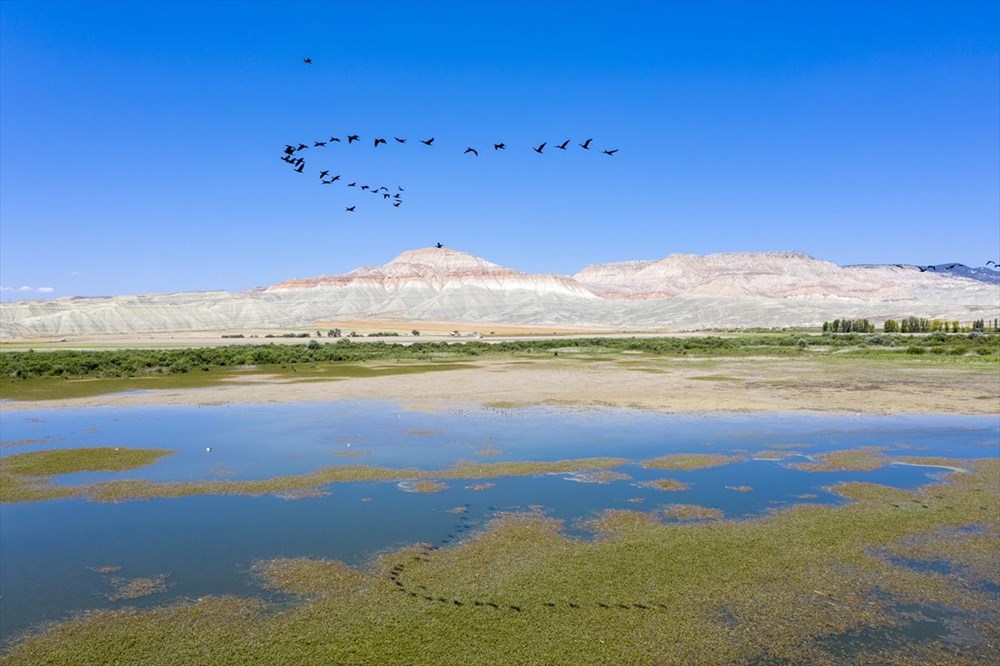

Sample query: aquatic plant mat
[2,460,997,664]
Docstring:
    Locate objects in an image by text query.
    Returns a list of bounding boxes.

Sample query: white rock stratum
[1,248,997,337]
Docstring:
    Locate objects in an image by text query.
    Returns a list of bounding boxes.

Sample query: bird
[494,143,506,150]
[347,134,360,143]
[556,140,570,150]
[280,155,294,163]
[296,143,308,151]
[602,148,619,156]
[283,145,295,155]
[374,138,387,147]
[394,137,406,143]
[987,260,997,267]
[347,182,357,187]
[436,242,444,249]
[420,137,435,145]
[918,265,936,272]
[379,186,388,192]
[294,163,304,173]
[943,264,959,269]
[321,179,332,185]
[393,201,401,207]
[303,57,312,64]
[328,137,341,143]
[319,170,329,179]
[464,147,478,156]
[345,206,356,212]
[579,138,593,149]
[330,175,341,182]
[313,141,326,147]
[533,142,546,154]
[360,185,370,191]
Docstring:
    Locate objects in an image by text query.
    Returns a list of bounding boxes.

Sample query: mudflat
[4,355,996,414]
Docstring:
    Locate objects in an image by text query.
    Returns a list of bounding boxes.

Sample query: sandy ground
[4,356,998,415]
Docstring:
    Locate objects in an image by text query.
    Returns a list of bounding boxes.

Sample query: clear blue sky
[1,0,998,299]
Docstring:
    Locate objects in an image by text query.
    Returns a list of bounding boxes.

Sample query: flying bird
[393,201,401,207]
[556,140,570,150]
[347,134,360,143]
[420,137,435,145]
[330,175,341,182]
[436,242,444,248]
[464,147,478,156]
[303,57,312,64]
[534,142,546,154]
[313,141,326,147]
[361,185,370,190]
[296,143,308,151]
[295,163,304,173]
[394,137,406,143]
[345,206,355,212]
[347,182,357,187]
[987,260,998,267]
[283,145,295,155]
[328,137,341,143]
[917,265,936,272]
[374,137,387,147]
[494,143,506,150]
[602,148,618,156]
[579,138,593,149]
[319,170,329,179]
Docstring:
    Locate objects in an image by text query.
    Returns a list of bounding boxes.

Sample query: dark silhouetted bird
[436,242,444,249]
[281,156,294,163]
[494,143,506,150]
[556,140,570,150]
[374,138,387,147]
[394,137,406,143]
[347,134,360,143]
[379,186,388,192]
[987,260,997,267]
[345,206,355,212]
[329,137,341,143]
[602,148,618,156]
[579,138,592,149]
[284,145,295,155]
[393,201,401,207]
[421,137,435,145]
[303,58,312,64]
[319,170,329,179]
[321,179,332,185]
[295,163,304,173]
[398,186,405,191]
[330,175,341,182]
[944,264,959,269]
[361,185,370,191]
[534,142,546,154]
[296,143,308,151]
[314,141,326,147]
[464,147,478,156]
[347,182,357,187]
[918,265,936,272]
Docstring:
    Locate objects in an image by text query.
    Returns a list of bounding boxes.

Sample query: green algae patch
[664,504,725,521]
[638,478,690,491]
[3,460,998,665]
[0,447,174,503]
[1,457,629,504]
[107,574,172,602]
[641,453,741,471]
[791,447,889,472]
[399,480,449,493]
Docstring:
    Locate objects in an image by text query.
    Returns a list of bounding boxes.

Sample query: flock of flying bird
[280,132,618,212]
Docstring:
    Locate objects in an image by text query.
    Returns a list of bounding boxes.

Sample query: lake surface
[1,402,997,644]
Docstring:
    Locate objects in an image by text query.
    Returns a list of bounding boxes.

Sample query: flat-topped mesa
[575,251,911,300]
[267,247,598,299]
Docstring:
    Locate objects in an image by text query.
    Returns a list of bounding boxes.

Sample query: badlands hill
[1,248,997,338]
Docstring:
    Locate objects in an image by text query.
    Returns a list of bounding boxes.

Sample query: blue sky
[1,0,998,299]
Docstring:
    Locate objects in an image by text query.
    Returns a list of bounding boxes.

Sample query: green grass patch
[638,478,691,492]
[791,447,889,472]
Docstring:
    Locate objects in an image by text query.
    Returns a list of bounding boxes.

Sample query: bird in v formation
[281,132,618,211]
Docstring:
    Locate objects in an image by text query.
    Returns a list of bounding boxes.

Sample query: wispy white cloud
[37,287,55,293]
[0,285,56,294]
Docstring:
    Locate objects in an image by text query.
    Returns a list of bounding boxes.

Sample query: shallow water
[0,402,996,644]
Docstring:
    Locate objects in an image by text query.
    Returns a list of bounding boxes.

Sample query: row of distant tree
[823,317,999,333]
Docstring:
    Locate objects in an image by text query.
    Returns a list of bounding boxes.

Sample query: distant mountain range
[2,248,997,338]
